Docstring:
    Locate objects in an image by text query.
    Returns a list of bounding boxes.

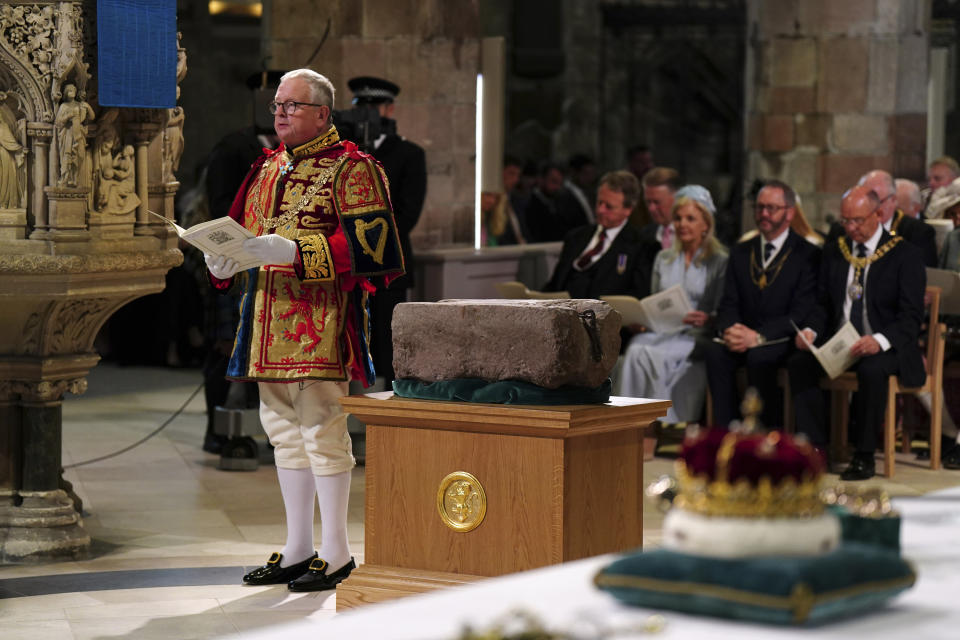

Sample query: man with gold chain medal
[823,170,937,267]
[789,185,925,481]
[204,69,404,591]
[704,180,821,429]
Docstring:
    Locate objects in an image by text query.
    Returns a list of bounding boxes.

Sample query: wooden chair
[822,286,945,477]
[705,368,793,430]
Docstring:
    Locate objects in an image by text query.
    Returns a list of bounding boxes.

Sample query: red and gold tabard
[221,126,404,383]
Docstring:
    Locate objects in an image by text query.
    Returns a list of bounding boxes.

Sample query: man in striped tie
[542,170,654,301]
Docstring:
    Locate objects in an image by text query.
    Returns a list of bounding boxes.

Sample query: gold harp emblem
[436,471,487,532]
[354,217,388,264]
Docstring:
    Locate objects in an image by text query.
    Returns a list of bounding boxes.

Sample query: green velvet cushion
[594,543,915,625]
[392,378,612,405]
[830,505,902,552]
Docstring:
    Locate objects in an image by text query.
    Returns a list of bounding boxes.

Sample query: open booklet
[792,320,860,379]
[149,211,263,270]
[601,284,693,334]
[493,281,571,300]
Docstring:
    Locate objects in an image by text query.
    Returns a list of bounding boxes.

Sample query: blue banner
[97,0,177,108]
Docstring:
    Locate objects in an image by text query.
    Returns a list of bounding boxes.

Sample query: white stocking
[315,469,352,571]
[276,466,316,567]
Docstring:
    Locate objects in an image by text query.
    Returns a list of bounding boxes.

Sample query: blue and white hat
[675,184,716,216]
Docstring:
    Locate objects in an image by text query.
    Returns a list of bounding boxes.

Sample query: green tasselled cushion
[594,543,915,625]
[392,378,612,405]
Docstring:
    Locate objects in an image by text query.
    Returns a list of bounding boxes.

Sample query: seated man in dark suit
[543,170,652,300]
[703,179,821,429]
[635,167,681,259]
[789,185,926,480]
[826,170,937,267]
[525,162,589,243]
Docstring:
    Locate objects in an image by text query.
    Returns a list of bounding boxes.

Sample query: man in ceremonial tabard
[203,69,404,591]
[789,186,925,481]
[703,180,821,429]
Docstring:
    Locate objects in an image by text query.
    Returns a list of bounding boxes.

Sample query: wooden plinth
[336,564,482,610]
[336,393,669,609]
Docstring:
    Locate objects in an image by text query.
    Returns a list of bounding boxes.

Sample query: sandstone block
[771,38,817,88]
[896,35,928,113]
[832,114,890,154]
[892,113,926,154]
[781,149,819,194]
[799,0,876,36]
[867,39,898,113]
[759,0,800,38]
[761,115,795,152]
[795,113,832,148]
[818,153,893,195]
[818,38,868,112]
[392,299,621,389]
[767,87,816,114]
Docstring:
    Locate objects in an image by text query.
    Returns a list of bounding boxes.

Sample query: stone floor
[1,363,958,639]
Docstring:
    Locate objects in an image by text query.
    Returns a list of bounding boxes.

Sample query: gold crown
[673,429,826,518]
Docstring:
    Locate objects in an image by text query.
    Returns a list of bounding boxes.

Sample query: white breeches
[258,380,355,476]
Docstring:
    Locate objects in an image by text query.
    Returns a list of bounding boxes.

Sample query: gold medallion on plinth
[436,471,486,532]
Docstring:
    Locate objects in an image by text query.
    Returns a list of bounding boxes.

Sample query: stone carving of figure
[176,32,187,100]
[163,107,185,182]
[99,145,140,215]
[92,112,119,212]
[55,83,95,188]
[0,94,25,208]
[51,6,89,103]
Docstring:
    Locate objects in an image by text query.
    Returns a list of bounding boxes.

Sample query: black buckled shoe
[288,557,356,592]
[840,454,875,481]
[243,552,316,585]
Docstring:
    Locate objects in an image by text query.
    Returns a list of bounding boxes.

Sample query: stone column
[0,378,92,562]
[149,182,181,249]
[745,0,930,228]
[26,123,52,238]
[0,253,182,562]
[134,139,150,233]
[128,123,162,236]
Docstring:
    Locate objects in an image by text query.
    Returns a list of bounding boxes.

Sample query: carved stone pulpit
[0,2,185,561]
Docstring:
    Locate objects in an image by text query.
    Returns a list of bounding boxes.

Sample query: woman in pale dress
[619,185,728,423]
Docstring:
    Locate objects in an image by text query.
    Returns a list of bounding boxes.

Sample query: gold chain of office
[749,245,792,290]
[252,154,348,230]
[837,235,902,299]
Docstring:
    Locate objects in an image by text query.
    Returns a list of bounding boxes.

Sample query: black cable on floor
[63,381,205,469]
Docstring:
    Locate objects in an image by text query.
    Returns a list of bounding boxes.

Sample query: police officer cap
[348,76,400,105]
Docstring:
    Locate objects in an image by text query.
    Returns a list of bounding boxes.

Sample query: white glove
[242,235,297,265]
[205,253,241,280]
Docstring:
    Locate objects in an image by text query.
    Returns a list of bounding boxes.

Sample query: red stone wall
[265,0,481,248]
[746,0,930,228]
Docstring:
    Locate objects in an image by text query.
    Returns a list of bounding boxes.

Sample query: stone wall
[746,0,930,229]
[264,0,480,248]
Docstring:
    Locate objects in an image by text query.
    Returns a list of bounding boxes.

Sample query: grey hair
[857,169,895,198]
[279,69,336,109]
[895,178,922,206]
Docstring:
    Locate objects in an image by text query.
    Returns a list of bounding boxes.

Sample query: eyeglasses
[754,203,789,214]
[839,214,873,228]
[268,100,326,116]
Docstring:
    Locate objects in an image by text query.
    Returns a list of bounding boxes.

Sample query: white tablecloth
[234,486,960,639]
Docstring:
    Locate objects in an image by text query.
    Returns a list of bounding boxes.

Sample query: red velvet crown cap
[681,428,825,487]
